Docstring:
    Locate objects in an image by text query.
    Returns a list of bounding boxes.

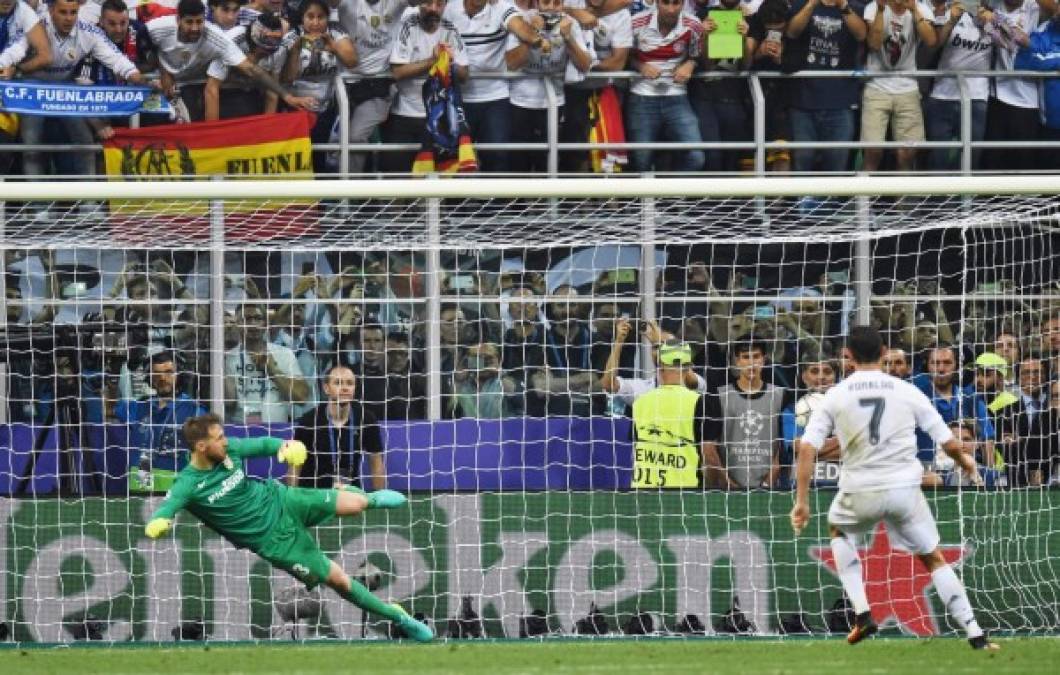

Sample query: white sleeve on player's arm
[909,383,955,446]
[799,396,834,451]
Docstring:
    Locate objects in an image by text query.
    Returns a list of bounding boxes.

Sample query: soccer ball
[795,392,825,429]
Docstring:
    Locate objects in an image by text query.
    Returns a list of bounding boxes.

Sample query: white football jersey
[801,369,953,492]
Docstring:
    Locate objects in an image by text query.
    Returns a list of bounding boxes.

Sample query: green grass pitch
[4,637,1058,675]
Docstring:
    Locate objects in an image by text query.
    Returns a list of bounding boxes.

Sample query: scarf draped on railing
[587,85,627,174]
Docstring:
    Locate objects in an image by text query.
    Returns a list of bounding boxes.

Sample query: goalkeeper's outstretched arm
[146,480,193,538]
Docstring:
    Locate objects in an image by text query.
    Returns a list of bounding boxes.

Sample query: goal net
[0,176,1058,643]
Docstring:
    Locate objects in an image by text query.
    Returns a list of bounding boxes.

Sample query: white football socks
[830,536,871,615]
[931,565,983,639]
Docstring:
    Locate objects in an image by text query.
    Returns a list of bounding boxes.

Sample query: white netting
[0,177,1059,643]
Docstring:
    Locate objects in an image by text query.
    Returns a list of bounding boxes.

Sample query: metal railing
[0,69,1056,177]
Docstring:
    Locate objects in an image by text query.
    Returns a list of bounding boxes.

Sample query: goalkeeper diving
[144,413,433,642]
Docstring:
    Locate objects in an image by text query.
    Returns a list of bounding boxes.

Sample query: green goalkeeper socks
[341,578,404,622]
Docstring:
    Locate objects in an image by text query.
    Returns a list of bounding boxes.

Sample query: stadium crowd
[3,246,1059,492]
[0,0,1057,175]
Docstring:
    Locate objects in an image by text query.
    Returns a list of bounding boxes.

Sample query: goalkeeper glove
[145,518,172,539]
[277,440,308,467]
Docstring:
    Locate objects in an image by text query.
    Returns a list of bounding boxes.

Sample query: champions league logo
[739,409,766,437]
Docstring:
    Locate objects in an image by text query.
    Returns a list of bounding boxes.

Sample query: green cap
[974,352,1009,378]
[659,339,692,366]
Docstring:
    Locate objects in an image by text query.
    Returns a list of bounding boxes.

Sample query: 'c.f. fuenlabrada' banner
[102,111,316,241]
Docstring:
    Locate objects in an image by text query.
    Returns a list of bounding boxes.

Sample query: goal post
[0,176,1058,643]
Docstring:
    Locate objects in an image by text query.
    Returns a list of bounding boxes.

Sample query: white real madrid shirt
[389,12,468,117]
[505,9,592,109]
[801,369,954,493]
[148,14,247,82]
[336,0,411,78]
[31,16,138,82]
[0,1,41,68]
[442,0,518,103]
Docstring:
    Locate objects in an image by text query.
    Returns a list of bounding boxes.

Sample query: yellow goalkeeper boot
[847,611,878,645]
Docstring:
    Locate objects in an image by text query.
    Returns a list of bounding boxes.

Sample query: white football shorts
[826,486,940,554]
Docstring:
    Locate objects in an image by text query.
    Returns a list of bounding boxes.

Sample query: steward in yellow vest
[631,340,722,488]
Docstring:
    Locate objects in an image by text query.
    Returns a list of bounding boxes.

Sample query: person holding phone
[784,0,866,174]
[746,0,794,172]
[861,0,938,173]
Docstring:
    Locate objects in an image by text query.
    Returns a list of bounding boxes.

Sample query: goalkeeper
[144,412,433,642]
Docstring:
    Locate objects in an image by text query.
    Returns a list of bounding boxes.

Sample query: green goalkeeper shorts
[256,487,339,589]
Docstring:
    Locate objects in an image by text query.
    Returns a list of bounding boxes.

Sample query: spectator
[502,285,548,416]
[16,0,150,182]
[599,316,708,415]
[445,0,541,173]
[384,330,427,419]
[208,0,242,30]
[149,0,313,122]
[785,355,842,484]
[883,346,913,379]
[925,3,992,171]
[861,0,938,173]
[116,351,208,484]
[994,330,1022,387]
[335,0,416,174]
[1039,310,1060,380]
[88,0,155,85]
[715,340,792,489]
[561,0,633,172]
[1015,357,1047,420]
[352,323,390,418]
[208,12,293,119]
[784,0,866,174]
[224,303,310,423]
[982,0,1051,171]
[934,418,985,486]
[239,0,285,26]
[591,302,637,386]
[988,355,1046,486]
[1025,380,1060,486]
[385,0,469,173]
[290,364,386,489]
[282,0,359,172]
[271,273,337,417]
[628,0,705,172]
[912,345,995,464]
[1014,10,1060,144]
[693,0,749,173]
[747,0,793,172]
[506,0,593,173]
[448,342,522,418]
[535,285,601,416]
[0,0,52,80]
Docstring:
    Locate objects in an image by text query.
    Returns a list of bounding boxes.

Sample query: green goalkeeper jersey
[150,436,285,551]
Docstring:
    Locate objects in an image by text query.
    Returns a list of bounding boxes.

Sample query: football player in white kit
[790,325,999,651]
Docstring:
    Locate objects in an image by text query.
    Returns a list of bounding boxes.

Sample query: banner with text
[0,81,171,117]
[0,491,1056,642]
[101,111,316,241]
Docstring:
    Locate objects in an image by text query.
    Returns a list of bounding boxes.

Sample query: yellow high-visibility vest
[631,384,701,488]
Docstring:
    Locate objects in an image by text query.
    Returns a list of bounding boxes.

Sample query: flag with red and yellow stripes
[411,48,477,174]
[102,111,316,241]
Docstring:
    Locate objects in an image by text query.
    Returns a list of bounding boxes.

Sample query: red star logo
[810,523,966,636]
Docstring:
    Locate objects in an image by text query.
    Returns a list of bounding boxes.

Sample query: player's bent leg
[915,550,999,651]
[828,528,876,645]
[324,562,434,643]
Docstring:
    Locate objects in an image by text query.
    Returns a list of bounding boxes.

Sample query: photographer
[116,351,207,491]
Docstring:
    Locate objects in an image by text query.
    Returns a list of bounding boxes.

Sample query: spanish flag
[102,111,316,241]
[588,86,628,174]
[411,48,477,174]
